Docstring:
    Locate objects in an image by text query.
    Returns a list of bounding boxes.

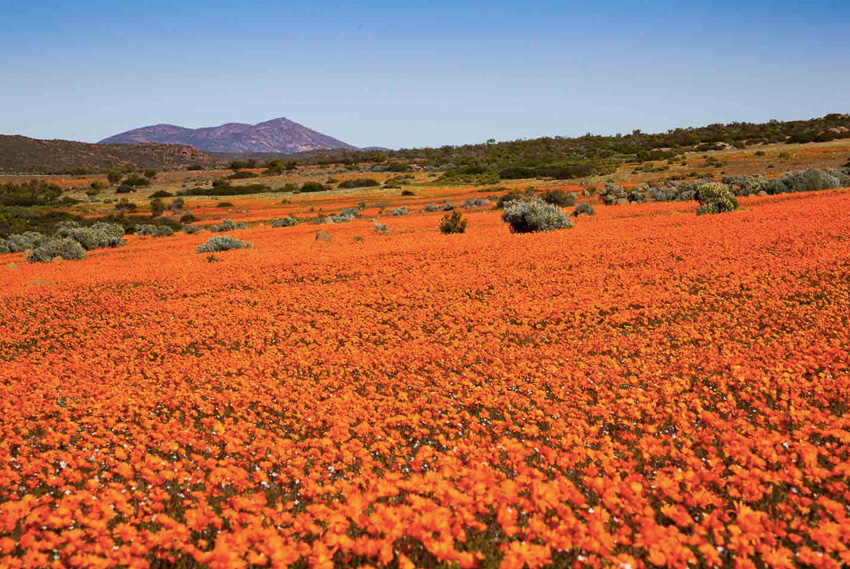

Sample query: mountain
[0,135,213,174]
[99,117,357,153]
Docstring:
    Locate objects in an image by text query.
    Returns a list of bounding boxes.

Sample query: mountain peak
[99,118,356,153]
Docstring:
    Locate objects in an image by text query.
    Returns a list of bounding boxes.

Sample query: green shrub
[502,198,573,233]
[300,182,330,193]
[196,235,251,253]
[135,224,174,237]
[495,190,529,209]
[401,189,416,196]
[272,217,298,228]
[150,190,173,198]
[0,238,8,254]
[29,238,86,262]
[183,224,203,234]
[58,222,126,250]
[6,231,47,252]
[338,179,380,189]
[542,189,576,207]
[390,206,408,216]
[180,211,198,223]
[780,169,849,193]
[209,219,247,232]
[573,202,595,216]
[695,182,739,215]
[439,211,467,234]
[229,171,259,180]
[216,202,234,208]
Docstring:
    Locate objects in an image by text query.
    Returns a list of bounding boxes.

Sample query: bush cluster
[196,235,252,253]
[210,219,247,232]
[573,202,595,216]
[339,179,380,189]
[439,211,467,234]
[57,222,126,250]
[695,182,739,215]
[502,198,573,233]
[29,237,87,263]
[542,189,576,207]
[135,224,174,237]
[271,217,298,228]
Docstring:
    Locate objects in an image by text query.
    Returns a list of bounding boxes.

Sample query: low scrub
[439,211,467,234]
[502,198,573,233]
[196,235,252,253]
[272,217,298,228]
[339,179,380,189]
[209,219,247,232]
[695,182,739,215]
[135,224,174,237]
[29,237,86,262]
[58,222,126,250]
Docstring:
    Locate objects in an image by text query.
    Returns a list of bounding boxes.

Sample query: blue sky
[1,0,849,149]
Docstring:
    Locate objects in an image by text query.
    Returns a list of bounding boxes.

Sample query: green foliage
[150,190,173,198]
[107,170,123,185]
[6,231,47,252]
[57,222,126,250]
[272,217,298,228]
[495,190,531,209]
[150,198,166,217]
[143,169,157,179]
[29,237,86,263]
[229,170,259,180]
[401,189,416,196]
[196,235,251,253]
[502,198,573,233]
[779,168,850,193]
[300,182,330,193]
[542,189,576,207]
[115,199,138,212]
[695,182,739,215]
[338,179,380,189]
[0,180,63,207]
[209,219,247,232]
[573,202,596,216]
[134,224,174,237]
[182,182,272,196]
[216,202,235,208]
[439,210,468,234]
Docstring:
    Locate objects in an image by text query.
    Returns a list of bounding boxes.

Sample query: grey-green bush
[29,238,86,263]
[196,235,251,253]
[502,198,573,233]
[134,224,174,237]
[6,232,47,252]
[573,202,595,216]
[183,224,203,234]
[272,216,298,228]
[210,219,247,232]
[695,182,739,215]
[0,239,9,255]
[58,222,126,250]
[390,206,408,216]
[780,168,850,193]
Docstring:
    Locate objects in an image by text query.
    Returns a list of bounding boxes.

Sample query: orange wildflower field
[1,189,849,569]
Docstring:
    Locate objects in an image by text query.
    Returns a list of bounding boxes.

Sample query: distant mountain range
[99,117,357,154]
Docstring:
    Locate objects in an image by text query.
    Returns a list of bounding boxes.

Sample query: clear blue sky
[1,0,849,149]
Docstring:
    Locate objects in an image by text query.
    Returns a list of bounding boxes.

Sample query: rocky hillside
[0,135,214,174]
[100,117,357,153]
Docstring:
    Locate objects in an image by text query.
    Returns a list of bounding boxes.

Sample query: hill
[0,135,213,174]
[100,117,357,153]
[296,113,850,180]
